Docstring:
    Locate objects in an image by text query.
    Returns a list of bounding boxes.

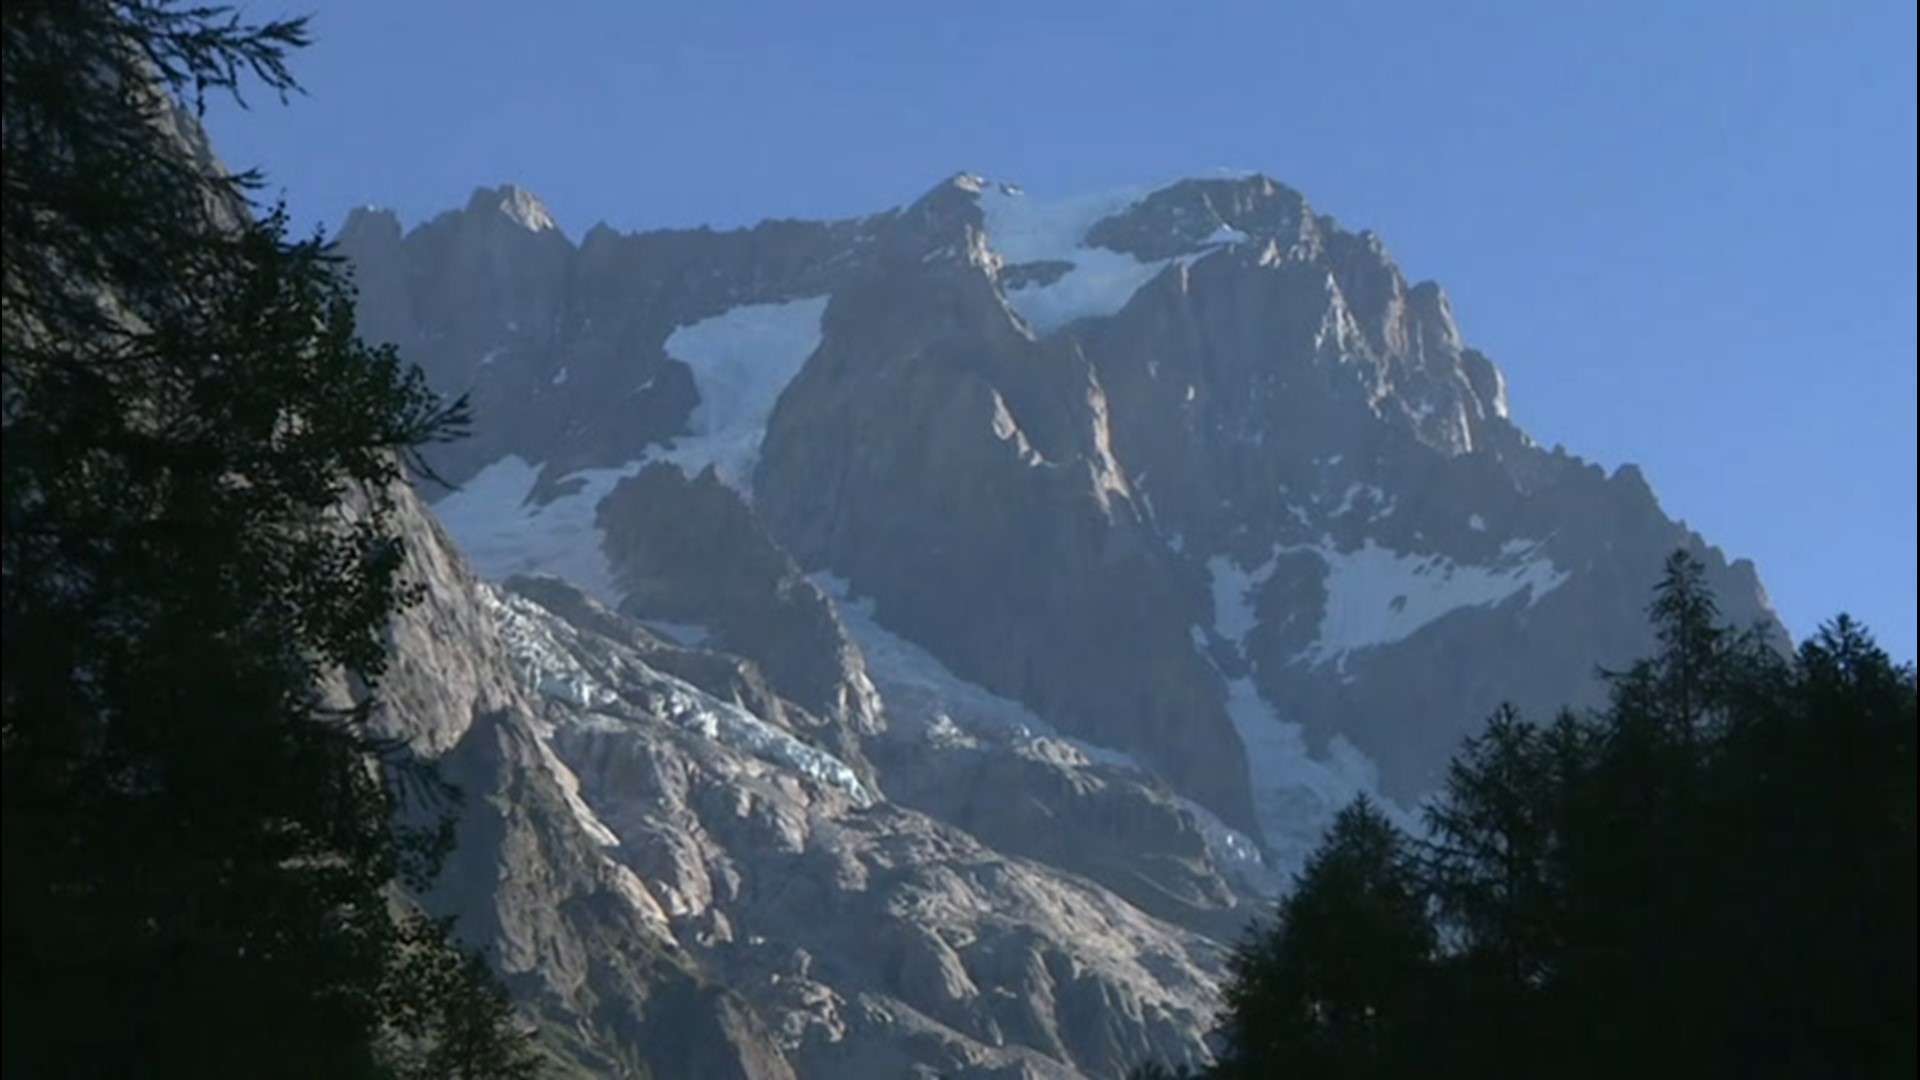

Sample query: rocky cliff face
[96,90,1293,1077]
[342,171,1776,858]
[43,48,1804,1080]
[370,480,1247,1077]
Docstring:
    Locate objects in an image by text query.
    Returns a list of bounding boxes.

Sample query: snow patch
[816,573,1280,896]
[1330,482,1393,518]
[1203,556,1419,873]
[1219,674,1401,875]
[1301,539,1569,665]
[1203,224,1251,246]
[1208,553,1274,645]
[977,183,1184,335]
[653,296,830,494]
[431,454,642,606]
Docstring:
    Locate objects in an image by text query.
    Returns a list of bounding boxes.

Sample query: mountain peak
[328,164,1786,1077]
[337,203,402,246]
[465,183,560,234]
[945,171,987,194]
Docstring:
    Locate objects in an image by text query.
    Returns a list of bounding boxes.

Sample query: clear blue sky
[207,0,1917,662]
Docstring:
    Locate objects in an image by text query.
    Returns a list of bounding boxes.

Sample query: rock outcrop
[337,171,1783,1075]
[367,480,1243,1076]
[341,170,1777,851]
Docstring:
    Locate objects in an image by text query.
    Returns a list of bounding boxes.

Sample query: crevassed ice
[485,586,621,711]
[485,587,874,808]
[481,588,624,847]
[641,663,875,808]
[815,573,1279,895]
[431,454,642,606]
[653,295,831,495]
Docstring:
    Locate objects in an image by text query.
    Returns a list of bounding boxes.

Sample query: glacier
[431,454,643,606]
[653,295,831,495]
[486,584,876,809]
[975,181,1179,336]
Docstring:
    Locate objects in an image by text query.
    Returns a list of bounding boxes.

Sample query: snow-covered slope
[974,180,1171,334]
[344,166,1779,891]
[653,296,831,493]
[432,455,641,603]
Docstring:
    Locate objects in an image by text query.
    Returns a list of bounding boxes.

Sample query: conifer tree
[1210,550,1915,1079]
[2,2,539,1075]
[1214,798,1433,1080]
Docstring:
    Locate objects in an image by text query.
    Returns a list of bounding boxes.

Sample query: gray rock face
[747,182,1260,835]
[344,170,1776,842]
[336,194,882,493]
[596,464,887,784]
[346,485,797,1079]
[144,100,1273,1078]
[485,578,1231,1077]
[343,171,1783,1074]
[365,480,1244,1076]
[870,716,1260,946]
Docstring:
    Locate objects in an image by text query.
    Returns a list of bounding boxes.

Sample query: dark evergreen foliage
[1200,550,1916,1079]
[2,2,538,1075]
[1214,798,1433,1079]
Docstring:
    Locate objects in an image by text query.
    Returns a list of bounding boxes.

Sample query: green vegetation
[2,2,538,1075]
[1151,551,1915,1079]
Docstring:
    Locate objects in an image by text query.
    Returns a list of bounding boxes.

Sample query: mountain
[369,481,1238,1077]
[341,171,1776,831]
[338,172,1781,1075]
